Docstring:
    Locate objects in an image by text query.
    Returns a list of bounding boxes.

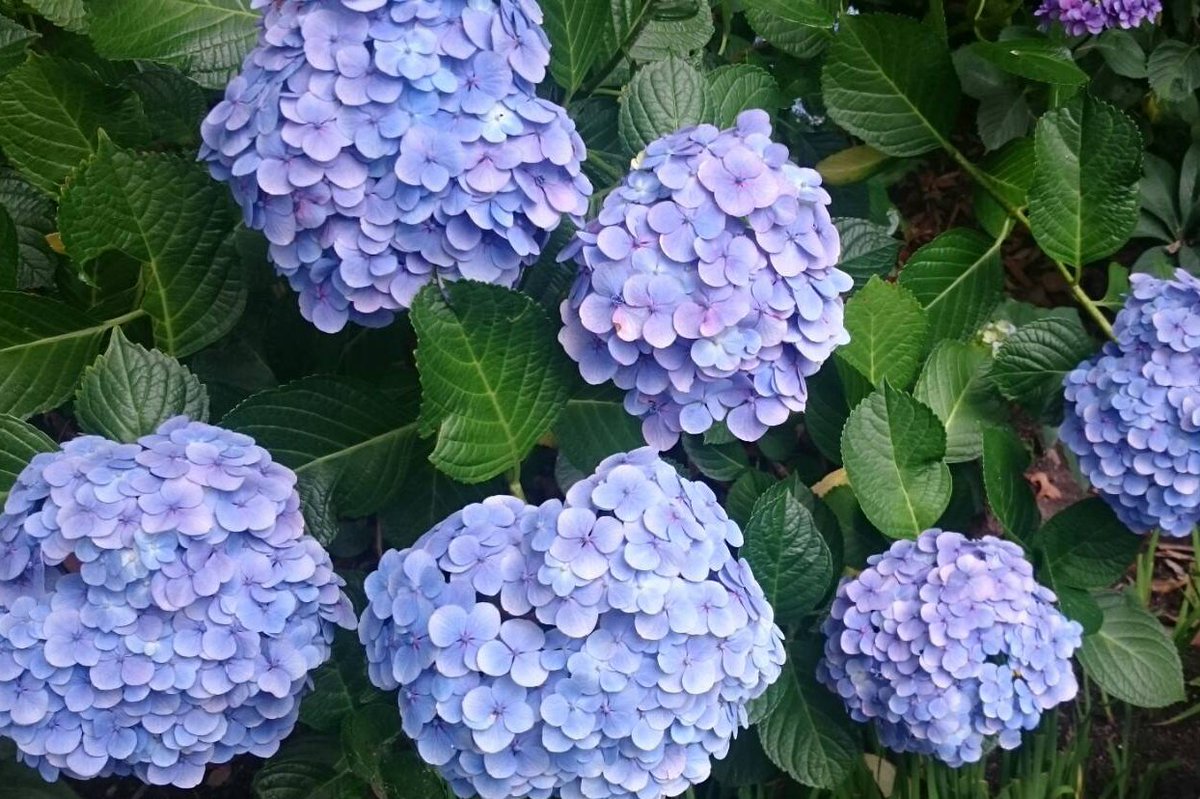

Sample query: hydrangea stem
[507,464,526,501]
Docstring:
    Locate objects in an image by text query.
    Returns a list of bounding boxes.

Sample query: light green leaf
[222,376,422,543]
[816,145,891,186]
[0,293,119,418]
[990,314,1095,419]
[914,341,999,462]
[58,137,247,357]
[705,64,781,128]
[898,227,1005,342]
[74,329,209,442]
[606,0,715,65]
[1035,498,1140,590]
[86,0,258,90]
[981,426,1039,541]
[1093,29,1147,79]
[1078,592,1185,709]
[841,384,951,539]
[742,0,836,58]
[23,0,88,32]
[413,281,572,483]
[834,218,901,287]
[682,434,749,482]
[743,482,833,622]
[822,13,959,157]
[0,170,59,289]
[838,276,928,390]
[553,385,646,473]
[0,55,131,194]
[1028,94,1142,268]
[757,654,860,790]
[618,55,708,153]
[970,38,1088,86]
[0,414,55,506]
[0,16,37,76]
[543,0,608,95]
[975,138,1035,238]
[1097,261,1132,310]
[1148,41,1200,102]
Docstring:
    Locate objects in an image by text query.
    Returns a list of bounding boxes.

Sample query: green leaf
[376,751,448,799]
[0,206,16,289]
[222,376,421,543]
[58,137,247,357]
[1097,261,1132,310]
[822,13,959,157]
[913,341,999,463]
[1028,94,1142,268]
[542,0,608,95]
[833,218,901,287]
[725,468,777,529]
[0,414,55,506]
[412,281,571,483]
[742,0,836,58]
[899,228,1005,342]
[301,632,379,734]
[341,703,402,786]
[841,384,952,539]
[971,38,1088,86]
[0,170,58,290]
[976,86,1034,153]
[609,0,715,64]
[981,426,1039,541]
[990,314,1095,419]
[1035,498,1140,590]
[379,456,502,550]
[0,292,117,418]
[743,482,834,622]
[86,0,259,89]
[1093,29,1147,79]
[75,329,208,442]
[23,0,88,32]
[0,741,80,798]
[816,145,891,186]
[124,67,209,146]
[553,385,646,473]
[974,138,1035,238]
[705,65,781,128]
[618,55,707,153]
[1148,41,1200,102]
[682,434,750,481]
[0,56,132,194]
[0,16,37,76]
[837,276,928,389]
[1053,583,1102,635]
[252,737,368,799]
[757,653,860,790]
[804,361,852,463]
[1078,592,1185,709]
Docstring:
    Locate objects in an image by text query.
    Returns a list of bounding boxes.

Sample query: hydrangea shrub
[0,419,355,787]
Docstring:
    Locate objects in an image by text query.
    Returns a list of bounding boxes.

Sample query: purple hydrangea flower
[201,0,592,333]
[560,110,851,449]
[0,418,356,788]
[359,448,786,799]
[1036,0,1161,34]
[818,531,1083,766]
[1061,269,1200,537]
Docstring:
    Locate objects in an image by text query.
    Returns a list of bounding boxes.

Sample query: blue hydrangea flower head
[1061,269,1200,537]
[818,530,1082,767]
[559,110,851,449]
[201,0,592,333]
[1036,0,1161,34]
[359,447,785,799]
[0,418,356,788]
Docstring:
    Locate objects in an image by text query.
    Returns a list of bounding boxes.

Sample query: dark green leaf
[618,55,708,153]
[252,737,368,799]
[124,67,209,146]
[822,14,959,157]
[990,314,1095,419]
[0,741,80,798]
[1028,94,1142,267]
[742,0,835,58]
[725,469,777,529]
[58,137,247,357]
[841,384,952,539]
[1035,498,1140,589]
[23,0,87,32]
[379,456,502,551]
[833,218,901,287]
[899,227,1005,342]
[977,86,1034,152]
[974,138,1035,238]
[0,16,37,76]
[682,434,749,481]
[981,426,1039,541]
[0,414,55,506]
[742,0,835,30]
[75,329,208,441]
[743,482,834,622]
[838,276,928,390]
[1053,584,1103,636]
[413,281,571,483]
[705,64,781,128]
[1093,29,1147,79]
[553,385,646,473]
[1148,41,1200,102]
[1078,592,1185,709]
[0,170,58,290]
[609,0,715,64]
[803,361,852,463]
[301,632,380,734]
[971,38,1088,85]
[376,750,448,799]
[914,341,1000,462]
[543,0,608,94]
[0,206,15,290]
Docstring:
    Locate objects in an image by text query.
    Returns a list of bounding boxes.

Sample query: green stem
[507,464,526,501]
[1136,529,1160,607]
[577,1,657,99]
[719,0,734,56]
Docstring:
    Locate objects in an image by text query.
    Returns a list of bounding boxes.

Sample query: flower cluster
[359,448,785,799]
[0,419,355,787]
[201,0,592,333]
[817,530,1082,767]
[559,110,851,449]
[1036,0,1161,35]
[1061,270,1200,537]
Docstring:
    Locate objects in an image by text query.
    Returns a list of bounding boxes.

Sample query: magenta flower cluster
[1061,270,1200,537]
[818,531,1082,767]
[1036,0,1161,35]
[358,448,785,799]
[0,419,355,787]
[201,0,591,333]
[559,110,850,449]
